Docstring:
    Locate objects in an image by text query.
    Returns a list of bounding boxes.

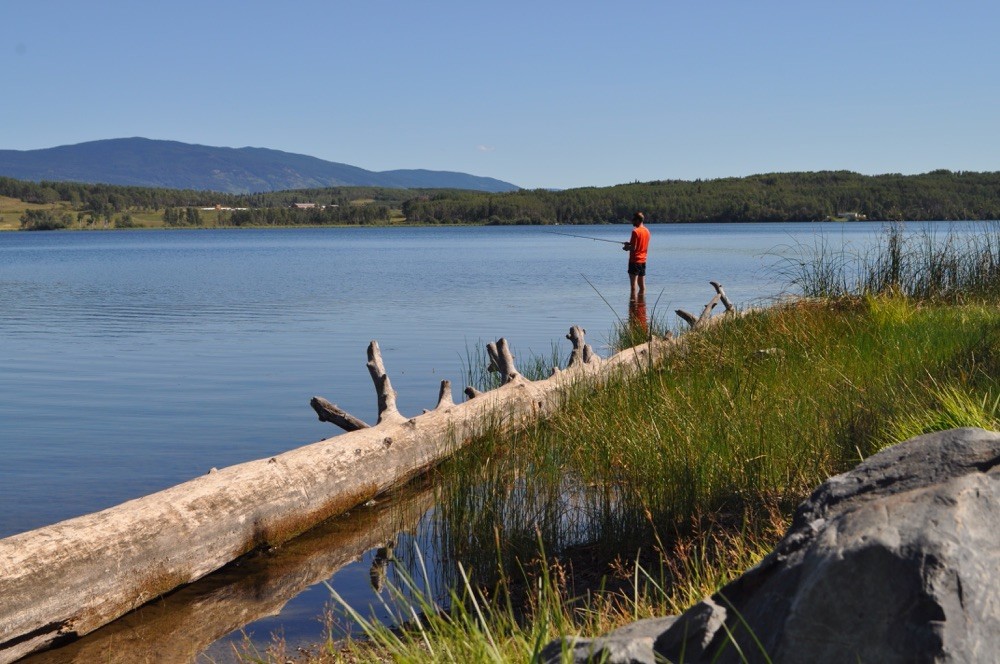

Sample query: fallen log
[0,324,677,663]
[20,484,434,664]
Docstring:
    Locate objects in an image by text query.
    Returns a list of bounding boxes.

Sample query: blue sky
[4,1,999,189]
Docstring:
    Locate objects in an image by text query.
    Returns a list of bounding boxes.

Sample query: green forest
[4,169,1000,230]
[401,170,1000,224]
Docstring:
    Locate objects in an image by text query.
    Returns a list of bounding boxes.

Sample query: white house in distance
[826,211,867,221]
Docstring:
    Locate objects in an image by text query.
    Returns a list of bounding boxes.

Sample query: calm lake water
[1,222,988,661]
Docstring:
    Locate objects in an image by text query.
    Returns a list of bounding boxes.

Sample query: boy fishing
[622,212,650,299]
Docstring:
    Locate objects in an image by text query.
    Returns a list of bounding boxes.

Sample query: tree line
[0,177,234,214]
[6,170,1000,229]
[2,177,399,229]
[401,170,1000,224]
[225,204,390,226]
[0,177,420,213]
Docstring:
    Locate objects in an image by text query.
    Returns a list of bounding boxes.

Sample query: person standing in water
[622,211,650,299]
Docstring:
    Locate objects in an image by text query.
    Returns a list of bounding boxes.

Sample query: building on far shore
[826,211,867,221]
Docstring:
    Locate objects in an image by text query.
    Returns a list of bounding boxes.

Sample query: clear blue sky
[4,1,999,190]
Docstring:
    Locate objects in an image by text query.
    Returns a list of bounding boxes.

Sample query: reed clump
[787,221,1000,302]
[281,224,1000,663]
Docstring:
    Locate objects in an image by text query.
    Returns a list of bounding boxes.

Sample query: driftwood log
[20,484,434,664]
[0,323,679,663]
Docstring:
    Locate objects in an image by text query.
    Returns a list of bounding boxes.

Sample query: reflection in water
[21,484,435,664]
[369,542,395,593]
[628,294,648,335]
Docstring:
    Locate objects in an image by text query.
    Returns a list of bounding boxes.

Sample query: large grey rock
[541,427,1000,663]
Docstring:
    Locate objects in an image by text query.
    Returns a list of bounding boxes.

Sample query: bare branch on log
[699,293,723,321]
[486,337,521,384]
[310,397,371,432]
[710,280,735,313]
[436,380,454,409]
[367,340,404,424]
[465,386,484,400]
[310,338,402,431]
[676,281,736,330]
[566,325,600,369]
[674,309,697,327]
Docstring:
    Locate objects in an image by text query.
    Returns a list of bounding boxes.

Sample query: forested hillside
[402,170,1000,224]
[4,169,1000,230]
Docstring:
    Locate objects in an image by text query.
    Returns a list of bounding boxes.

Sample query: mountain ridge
[0,138,519,194]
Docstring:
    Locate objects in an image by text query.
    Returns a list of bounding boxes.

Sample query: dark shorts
[628,262,646,277]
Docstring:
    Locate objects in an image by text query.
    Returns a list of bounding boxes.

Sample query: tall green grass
[256,224,1000,663]
[438,299,1000,573]
[788,221,1000,301]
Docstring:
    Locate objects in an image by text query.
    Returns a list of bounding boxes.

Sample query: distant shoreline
[3,218,910,233]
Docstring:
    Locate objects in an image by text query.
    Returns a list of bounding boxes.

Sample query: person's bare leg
[637,274,645,295]
[630,273,638,299]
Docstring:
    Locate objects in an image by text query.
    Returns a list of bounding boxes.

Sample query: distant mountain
[0,138,519,194]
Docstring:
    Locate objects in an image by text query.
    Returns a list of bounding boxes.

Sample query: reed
[463,340,567,392]
[310,522,780,663]
[788,221,1000,301]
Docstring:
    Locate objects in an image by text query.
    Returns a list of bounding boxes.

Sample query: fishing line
[580,273,626,329]
[543,230,623,244]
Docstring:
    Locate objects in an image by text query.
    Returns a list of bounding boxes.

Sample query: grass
[439,297,1000,568]
[235,223,1000,662]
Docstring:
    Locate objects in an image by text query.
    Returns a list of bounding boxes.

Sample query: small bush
[19,209,71,230]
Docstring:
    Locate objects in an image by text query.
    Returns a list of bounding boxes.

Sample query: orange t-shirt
[629,225,650,264]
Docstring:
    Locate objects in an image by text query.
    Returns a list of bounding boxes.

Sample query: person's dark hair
[632,211,644,224]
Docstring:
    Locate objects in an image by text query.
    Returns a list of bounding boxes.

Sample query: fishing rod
[543,230,624,244]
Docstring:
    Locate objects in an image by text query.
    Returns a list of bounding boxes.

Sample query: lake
[0,221,984,661]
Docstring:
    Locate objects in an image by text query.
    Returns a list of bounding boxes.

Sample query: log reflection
[22,483,434,664]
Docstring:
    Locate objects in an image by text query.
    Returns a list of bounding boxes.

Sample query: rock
[752,347,785,360]
[539,616,674,664]
[542,427,1000,663]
